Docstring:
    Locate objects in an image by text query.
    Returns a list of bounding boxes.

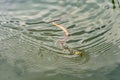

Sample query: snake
[51,20,84,57]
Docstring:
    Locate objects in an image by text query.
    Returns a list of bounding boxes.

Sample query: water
[0,0,120,80]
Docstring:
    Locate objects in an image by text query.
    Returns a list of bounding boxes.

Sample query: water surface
[0,0,120,80]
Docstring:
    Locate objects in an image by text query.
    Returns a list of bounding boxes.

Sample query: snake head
[73,51,83,57]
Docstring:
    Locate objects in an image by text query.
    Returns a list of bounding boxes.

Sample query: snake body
[51,21,83,56]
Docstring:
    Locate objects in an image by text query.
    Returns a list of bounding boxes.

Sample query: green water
[0,0,120,80]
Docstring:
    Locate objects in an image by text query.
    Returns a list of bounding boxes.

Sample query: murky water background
[0,0,120,80]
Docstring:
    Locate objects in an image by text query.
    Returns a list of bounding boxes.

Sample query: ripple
[0,0,119,52]
[19,1,116,52]
[0,0,120,78]
[0,0,119,54]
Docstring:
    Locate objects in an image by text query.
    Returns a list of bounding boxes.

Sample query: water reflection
[0,0,120,80]
[112,0,120,9]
